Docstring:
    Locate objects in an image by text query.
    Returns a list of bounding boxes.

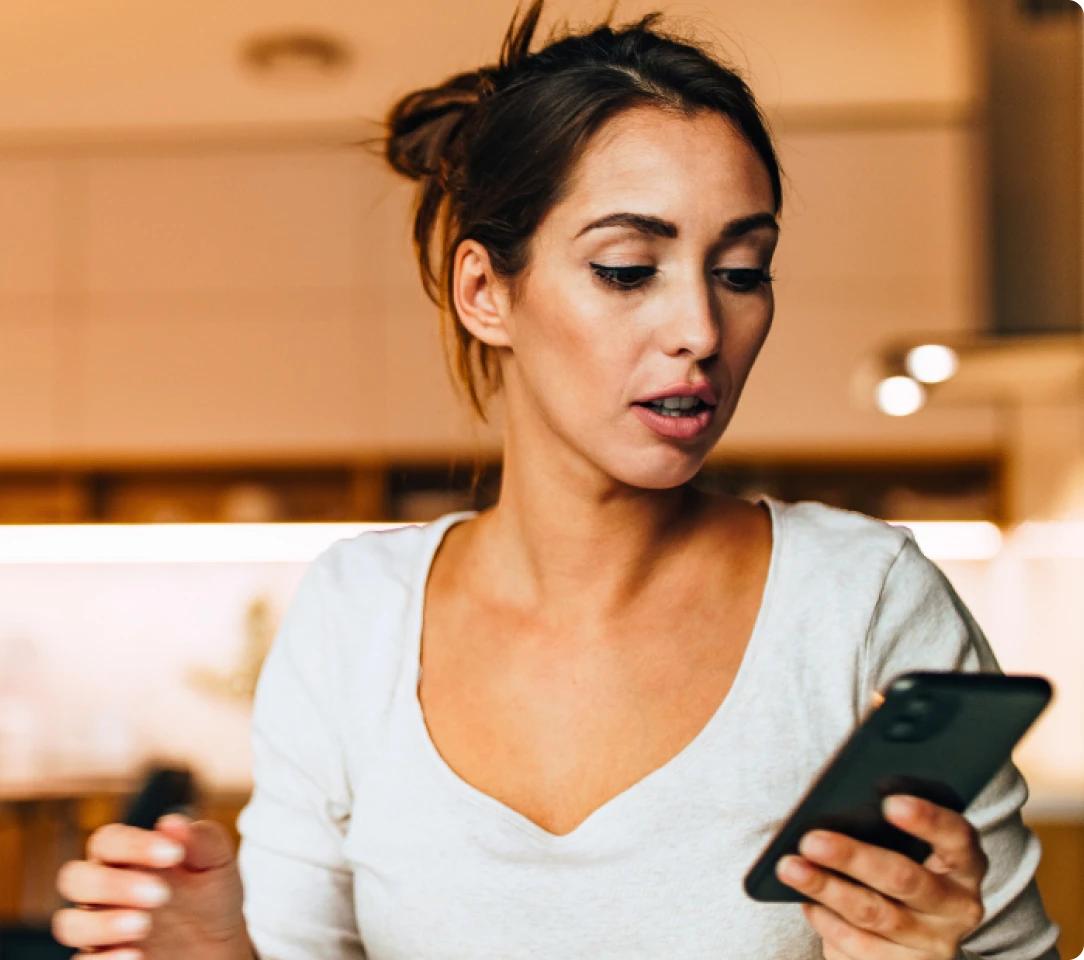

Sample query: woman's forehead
[554,107,776,232]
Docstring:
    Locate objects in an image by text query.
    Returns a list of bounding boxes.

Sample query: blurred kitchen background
[0,0,1081,956]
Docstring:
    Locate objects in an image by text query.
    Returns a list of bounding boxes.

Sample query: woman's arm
[779,532,1060,959]
[857,535,1060,959]
[235,552,366,960]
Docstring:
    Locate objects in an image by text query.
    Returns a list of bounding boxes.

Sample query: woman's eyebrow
[575,210,779,241]
[576,212,678,239]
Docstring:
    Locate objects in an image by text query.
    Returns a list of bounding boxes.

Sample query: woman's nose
[661,280,721,360]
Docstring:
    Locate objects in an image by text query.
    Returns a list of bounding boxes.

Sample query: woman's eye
[590,264,656,290]
[714,267,774,293]
[589,264,774,293]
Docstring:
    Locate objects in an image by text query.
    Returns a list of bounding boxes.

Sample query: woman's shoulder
[753,497,991,701]
[312,511,476,596]
[767,496,910,548]
[758,495,925,617]
[271,512,476,698]
[763,500,914,576]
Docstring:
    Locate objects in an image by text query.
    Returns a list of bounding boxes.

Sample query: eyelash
[589,264,775,294]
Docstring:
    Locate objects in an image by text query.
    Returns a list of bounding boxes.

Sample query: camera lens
[903,696,936,719]
[884,718,918,741]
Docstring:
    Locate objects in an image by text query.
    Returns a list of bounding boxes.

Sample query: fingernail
[133,880,170,907]
[777,855,811,883]
[157,813,190,828]
[114,912,151,935]
[150,841,184,865]
[884,795,916,819]
[799,831,833,858]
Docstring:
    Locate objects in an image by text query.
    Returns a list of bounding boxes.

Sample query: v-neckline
[402,497,786,847]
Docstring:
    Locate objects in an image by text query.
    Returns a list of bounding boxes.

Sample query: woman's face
[478,106,779,490]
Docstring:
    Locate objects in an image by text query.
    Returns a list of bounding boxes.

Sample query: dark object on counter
[0,923,75,959]
[121,764,199,830]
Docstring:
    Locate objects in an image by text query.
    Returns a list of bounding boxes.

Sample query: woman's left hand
[777,794,988,960]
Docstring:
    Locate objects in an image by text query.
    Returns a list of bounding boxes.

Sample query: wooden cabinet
[0,126,1001,464]
[1032,820,1084,958]
[76,292,383,457]
[70,149,392,457]
[0,303,57,456]
[0,159,61,457]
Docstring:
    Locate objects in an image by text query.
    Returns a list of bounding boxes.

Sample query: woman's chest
[335,610,862,958]
[416,595,757,837]
[341,691,835,960]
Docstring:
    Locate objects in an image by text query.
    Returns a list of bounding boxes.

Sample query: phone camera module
[884,718,921,742]
[902,695,936,719]
[880,692,960,742]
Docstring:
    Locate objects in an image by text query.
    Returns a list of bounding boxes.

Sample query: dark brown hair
[383,1,783,418]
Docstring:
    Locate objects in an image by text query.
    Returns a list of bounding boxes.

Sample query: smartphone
[121,764,199,830]
[743,671,1052,903]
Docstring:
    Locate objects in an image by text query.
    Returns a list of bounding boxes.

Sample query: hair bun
[385,69,497,182]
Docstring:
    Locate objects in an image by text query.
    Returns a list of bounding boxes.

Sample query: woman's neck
[472,427,709,622]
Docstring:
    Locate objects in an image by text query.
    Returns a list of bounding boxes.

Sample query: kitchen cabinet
[0,303,57,456]
[75,292,383,457]
[0,124,999,464]
[0,158,61,457]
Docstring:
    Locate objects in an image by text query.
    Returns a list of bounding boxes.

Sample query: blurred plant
[185,596,278,706]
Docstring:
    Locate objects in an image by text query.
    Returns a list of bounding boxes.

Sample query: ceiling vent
[241,30,353,84]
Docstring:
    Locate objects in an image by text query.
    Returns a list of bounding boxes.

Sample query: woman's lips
[632,403,715,441]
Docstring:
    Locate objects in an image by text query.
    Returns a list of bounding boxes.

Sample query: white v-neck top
[235,497,1060,960]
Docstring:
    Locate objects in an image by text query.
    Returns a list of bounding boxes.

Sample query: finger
[883,796,988,888]
[802,902,923,960]
[777,854,935,952]
[56,859,171,909]
[87,823,186,869]
[154,815,235,872]
[796,829,967,918]
[51,905,153,949]
[156,812,192,832]
[74,951,144,960]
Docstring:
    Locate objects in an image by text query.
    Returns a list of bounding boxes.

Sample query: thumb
[155,813,236,871]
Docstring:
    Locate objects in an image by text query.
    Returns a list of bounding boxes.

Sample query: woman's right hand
[52,813,251,960]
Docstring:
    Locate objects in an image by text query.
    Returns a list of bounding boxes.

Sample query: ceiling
[0,0,977,143]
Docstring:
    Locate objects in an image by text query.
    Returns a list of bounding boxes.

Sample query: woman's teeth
[646,396,703,417]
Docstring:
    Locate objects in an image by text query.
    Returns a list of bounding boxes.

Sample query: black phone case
[743,671,1052,903]
[121,765,199,830]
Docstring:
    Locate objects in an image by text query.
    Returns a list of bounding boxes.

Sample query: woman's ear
[453,240,513,348]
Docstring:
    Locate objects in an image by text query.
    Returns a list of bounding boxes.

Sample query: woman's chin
[606,447,712,491]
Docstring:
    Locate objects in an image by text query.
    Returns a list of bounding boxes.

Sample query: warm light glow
[904,344,959,384]
[875,376,926,416]
[1012,522,1084,558]
[0,523,410,564]
[0,520,1013,564]
[898,522,1003,561]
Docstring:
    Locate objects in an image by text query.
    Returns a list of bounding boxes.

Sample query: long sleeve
[235,552,366,960]
[861,533,1061,960]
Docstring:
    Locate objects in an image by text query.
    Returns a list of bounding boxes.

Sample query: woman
[52,5,1060,959]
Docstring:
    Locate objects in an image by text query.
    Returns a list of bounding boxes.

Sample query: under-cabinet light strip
[0,520,1021,564]
[0,523,409,564]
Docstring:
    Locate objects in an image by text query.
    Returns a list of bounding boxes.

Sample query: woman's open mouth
[632,396,716,440]
[639,396,709,417]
